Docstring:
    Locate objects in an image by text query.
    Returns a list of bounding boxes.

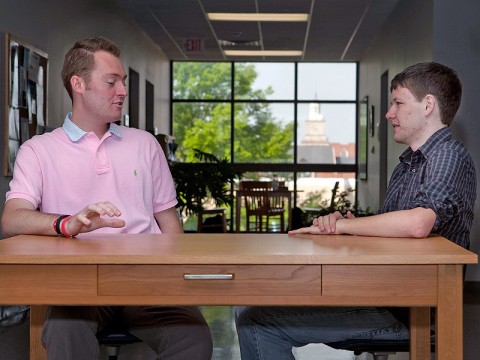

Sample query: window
[171,61,358,230]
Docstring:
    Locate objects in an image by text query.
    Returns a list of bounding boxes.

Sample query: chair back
[238,180,286,232]
[239,181,271,213]
[268,191,286,211]
[239,180,272,191]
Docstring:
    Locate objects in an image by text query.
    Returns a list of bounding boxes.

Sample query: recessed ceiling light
[218,39,261,47]
[224,50,303,57]
[208,13,309,22]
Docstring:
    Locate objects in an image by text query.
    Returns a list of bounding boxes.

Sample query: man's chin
[393,135,407,145]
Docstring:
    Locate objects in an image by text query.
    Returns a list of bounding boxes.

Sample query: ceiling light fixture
[218,39,261,47]
[208,13,309,22]
[224,50,303,57]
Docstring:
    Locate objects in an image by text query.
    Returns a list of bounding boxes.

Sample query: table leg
[436,264,463,360]
[409,307,431,359]
[30,305,47,360]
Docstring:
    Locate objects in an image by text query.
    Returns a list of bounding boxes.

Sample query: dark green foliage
[168,149,243,215]
[294,182,374,229]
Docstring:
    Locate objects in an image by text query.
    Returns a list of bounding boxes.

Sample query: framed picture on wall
[145,80,154,134]
[358,96,369,180]
[128,67,139,129]
[369,104,375,137]
[1,33,48,176]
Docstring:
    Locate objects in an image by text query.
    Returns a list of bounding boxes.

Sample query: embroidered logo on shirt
[134,169,138,176]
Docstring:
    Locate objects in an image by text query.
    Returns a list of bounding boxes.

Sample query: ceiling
[114,0,399,62]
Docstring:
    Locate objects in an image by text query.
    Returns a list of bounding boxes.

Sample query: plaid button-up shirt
[381,127,476,248]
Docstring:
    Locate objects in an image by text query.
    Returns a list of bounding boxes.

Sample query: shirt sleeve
[413,148,473,233]
[5,142,43,209]
[149,135,178,214]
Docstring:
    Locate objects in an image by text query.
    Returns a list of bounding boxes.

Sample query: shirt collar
[62,112,123,141]
[399,127,452,163]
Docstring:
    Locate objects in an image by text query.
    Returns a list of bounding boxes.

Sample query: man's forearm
[336,207,436,238]
[1,200,59,238]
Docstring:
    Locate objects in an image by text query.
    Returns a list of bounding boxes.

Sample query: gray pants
[41,306,212,360]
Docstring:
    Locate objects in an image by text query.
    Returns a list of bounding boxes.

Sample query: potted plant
[292,182,374,230]
[168,149,243,222]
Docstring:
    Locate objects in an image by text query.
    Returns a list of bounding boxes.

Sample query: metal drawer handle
[183,274,234,280]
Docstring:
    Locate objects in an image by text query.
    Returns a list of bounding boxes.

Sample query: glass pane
[172,102,231,161]
[234,103,294,163]
[239,172,294,188]
[234,62,295,100]
[235,172,295,232]
[297,63,357,100]
[296,103,356,164]
[295,172,356,221]
[172,62,231,100]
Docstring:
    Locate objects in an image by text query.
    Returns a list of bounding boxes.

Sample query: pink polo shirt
[6,114,177,234]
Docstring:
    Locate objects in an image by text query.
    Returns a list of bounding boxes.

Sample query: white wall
[357,0,433,211]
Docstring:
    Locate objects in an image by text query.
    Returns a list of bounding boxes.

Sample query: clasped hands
[288,210,355,235]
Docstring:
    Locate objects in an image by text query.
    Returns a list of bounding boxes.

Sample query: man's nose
[385,106,394,120]
[118,84,128,97]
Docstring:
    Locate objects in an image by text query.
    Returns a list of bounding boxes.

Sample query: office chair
[327,304,436,359]
[327,335,435,360]
[96,329,141,360]
[327,338,410,360]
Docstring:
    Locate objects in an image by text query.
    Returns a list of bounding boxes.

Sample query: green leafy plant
[297,181,374,228]
[168,149,243,216]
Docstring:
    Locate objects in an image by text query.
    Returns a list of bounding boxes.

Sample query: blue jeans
[235,306,409,360]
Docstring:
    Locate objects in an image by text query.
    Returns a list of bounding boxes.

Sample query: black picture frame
[2,33,48,176]
[358,96,369,180]
[128,67,139,129]
[369,104,375,137]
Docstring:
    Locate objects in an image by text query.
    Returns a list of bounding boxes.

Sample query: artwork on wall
[358,96,369,180]
[369,104,375,137]
[145,80,154,134]
[128,67,139,129]
[1,33,48,176]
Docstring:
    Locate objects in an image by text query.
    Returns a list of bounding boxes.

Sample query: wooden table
[235,189,293,232]
[0,233,476,360]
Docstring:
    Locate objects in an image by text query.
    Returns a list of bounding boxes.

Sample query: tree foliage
[172,62,293,162]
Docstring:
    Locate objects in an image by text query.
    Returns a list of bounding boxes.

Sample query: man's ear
[424,94,436,117]
[70,75,84,94]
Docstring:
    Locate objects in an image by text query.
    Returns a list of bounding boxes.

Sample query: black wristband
[55,215,70,235]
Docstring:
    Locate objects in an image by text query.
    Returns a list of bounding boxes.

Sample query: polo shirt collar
[63,112,123,141]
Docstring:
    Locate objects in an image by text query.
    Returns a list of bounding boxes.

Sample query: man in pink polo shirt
[1,37,212,360]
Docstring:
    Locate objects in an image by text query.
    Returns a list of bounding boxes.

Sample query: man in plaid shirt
[236,62,476,360]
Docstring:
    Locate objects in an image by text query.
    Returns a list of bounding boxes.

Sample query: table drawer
[323,265,437,304]
[0,264,97,300]
[98,264,322,297]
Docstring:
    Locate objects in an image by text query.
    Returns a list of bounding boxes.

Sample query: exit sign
[183,38,205,53]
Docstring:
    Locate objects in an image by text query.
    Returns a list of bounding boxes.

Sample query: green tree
[172,62,293,162]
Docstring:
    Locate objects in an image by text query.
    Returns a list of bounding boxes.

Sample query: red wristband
[54,215,69,235]
[60,215,74,238]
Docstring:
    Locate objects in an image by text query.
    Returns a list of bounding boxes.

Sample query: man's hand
[288,210,355,235]
[64,202,125,236]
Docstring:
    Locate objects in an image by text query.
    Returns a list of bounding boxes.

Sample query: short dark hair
[390,62,462,126]
[61,37,121,99]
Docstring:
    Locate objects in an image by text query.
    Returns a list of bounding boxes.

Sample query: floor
[103,306,406,360]
[3,304,480,359]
